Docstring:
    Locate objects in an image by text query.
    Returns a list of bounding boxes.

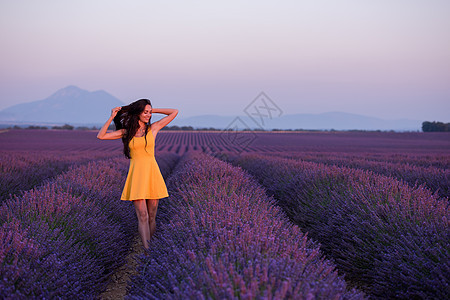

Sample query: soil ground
[100,235,143,300]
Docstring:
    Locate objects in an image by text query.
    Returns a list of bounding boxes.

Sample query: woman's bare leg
[146,199,159,239]
[133,199,150,249]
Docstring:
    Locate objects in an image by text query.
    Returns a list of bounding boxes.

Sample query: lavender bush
[0,152,179,299]
[226,153,449,299]
[0,150,120,202]
[0,180,125,298]
[275,151,449,170]
[266,151,449,199]
[126,153,364,299]
[0,219,109,299]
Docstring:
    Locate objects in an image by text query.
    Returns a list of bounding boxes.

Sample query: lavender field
[1,129,448,299]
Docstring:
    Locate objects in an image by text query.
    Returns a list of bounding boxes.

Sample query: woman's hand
[150,108,178,135]
[97,107,124,140]
[111,107,122,118]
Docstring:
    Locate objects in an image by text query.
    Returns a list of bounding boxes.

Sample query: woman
[97,99,178,249]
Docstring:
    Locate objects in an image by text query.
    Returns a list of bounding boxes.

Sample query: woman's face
[139,104,152,124]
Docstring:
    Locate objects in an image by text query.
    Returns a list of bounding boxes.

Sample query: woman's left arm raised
[151,108,178,134]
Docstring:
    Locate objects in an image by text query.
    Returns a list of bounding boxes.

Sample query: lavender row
[0,159,129,299]
[0,150,121,202]
[226,153,449,299]
[277,151,450,169]
[0,152,179,299]
[267,151,450,199]
[127,153,364,299]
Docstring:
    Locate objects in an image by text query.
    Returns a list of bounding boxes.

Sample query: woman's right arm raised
[97,107,124,140]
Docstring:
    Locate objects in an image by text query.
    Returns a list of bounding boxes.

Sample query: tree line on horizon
[422,121,449,132]
[4,121,449,132]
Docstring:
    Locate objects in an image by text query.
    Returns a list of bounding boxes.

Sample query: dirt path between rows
[100,235,143,300]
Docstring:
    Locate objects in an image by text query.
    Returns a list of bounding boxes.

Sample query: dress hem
[121,195,169,201]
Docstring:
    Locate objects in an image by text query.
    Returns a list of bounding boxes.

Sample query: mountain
[168,114,240,129]
[0,86,422,131]
[0,86,124,124]
[264,111,421,131]
[170,112,421,131]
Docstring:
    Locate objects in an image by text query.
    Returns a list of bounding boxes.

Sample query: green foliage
[422,121,449,132]
[52,124,74,130]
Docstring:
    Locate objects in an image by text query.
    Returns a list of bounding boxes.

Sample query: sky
[0,0,449,121]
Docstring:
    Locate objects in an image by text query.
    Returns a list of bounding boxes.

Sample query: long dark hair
[113,99,152,159]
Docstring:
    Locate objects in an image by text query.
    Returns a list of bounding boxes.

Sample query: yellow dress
[121,129,169,201]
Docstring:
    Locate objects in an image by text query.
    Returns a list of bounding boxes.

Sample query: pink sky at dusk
[0,0,449,121]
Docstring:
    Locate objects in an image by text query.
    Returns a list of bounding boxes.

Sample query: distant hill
[169,112,421,131]
[0,86,124,124]
[0,86,421,131]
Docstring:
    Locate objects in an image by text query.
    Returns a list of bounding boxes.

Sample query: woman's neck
[135,123,147,137]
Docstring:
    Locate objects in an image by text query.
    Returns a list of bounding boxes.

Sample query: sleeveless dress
[120,129,169,201]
